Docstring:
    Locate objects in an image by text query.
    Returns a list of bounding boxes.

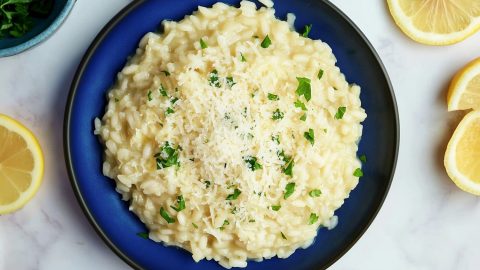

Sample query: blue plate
[64,1,399,269]
[0,0,76,57]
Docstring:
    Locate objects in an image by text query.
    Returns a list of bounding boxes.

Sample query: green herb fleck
[249,219,256,223]
[159,85,168,97]
[170,195,186,212]
[209,69,221,88]
[170,97,179,104]
[294,100,307,111]
[240,53,247,62]
[226,188,242,200]
[359,154,367,163]
[302,24,312,37]
[271,205,281,211]
[147,91,153,101]
[226,76,236,88]
[268,93,279,101]
[295,77,312,101]
[154,141,180,169]
[318,69,324,80]
[300,114,307,121]
[192,223,198,229]
[304,128,315,146]
[272,134,280,144]
[161,70,170,76]
[219,219,230,230]
[165,107,175,115]
[334,106,346,119]
[160,207,175,224]
[114,98,120,103]
[261,34,272,48]
[272,109,284,120]
[309,189,322,197]
[308,213,319,225]
[284,182,296,199]
[200,38,208,49]
[281,232,287,240]
[231,207,238,214]
[353,168,363,177]
[244,156,263,171]
[279,151,294,177]
[204,180,211,188]
[137,232,149,239]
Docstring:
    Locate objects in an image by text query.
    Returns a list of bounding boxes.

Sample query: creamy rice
[94,1,366,268]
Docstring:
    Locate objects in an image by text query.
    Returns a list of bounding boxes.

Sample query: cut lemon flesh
[0,114,44,214]
[447,57,480,111]
[445,111,480,195]
[387,0,480,45]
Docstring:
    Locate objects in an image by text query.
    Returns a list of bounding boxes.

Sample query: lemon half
[444,111,480,195]
[0,114,44,214]
[387,0,480,45]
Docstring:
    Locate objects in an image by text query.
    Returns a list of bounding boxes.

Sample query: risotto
[94,1,367,268]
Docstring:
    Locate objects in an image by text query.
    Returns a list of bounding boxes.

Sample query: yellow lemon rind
[0,114,44,215]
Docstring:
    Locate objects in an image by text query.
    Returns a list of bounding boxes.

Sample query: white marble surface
[1,0,480,269]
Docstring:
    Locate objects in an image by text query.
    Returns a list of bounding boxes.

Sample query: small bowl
[0,0,75,57]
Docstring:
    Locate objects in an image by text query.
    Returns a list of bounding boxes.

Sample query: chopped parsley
[300,114,307,121]
[240,53,247,62]
[260,34,271,48]
[231,206,238,214]
[114,98,120,102]
[272,134,280,144]
[308,213,319,225]
[359,154,367,163]
[219,219,229,230]
[170,195,186,212]
[204,180,211,188]
[281,232,287,240]
[249,219,256,223]
[302,24,312,37]
[268,93,279,101]
[192,223,198,229]
[136,232,149,239]
[294,100,307,111]
[304,128,315,146]
[243,156,263,171]
[147,91,153,101]
[200,38,208,49]
[154,141,180,169]
[271,205,281,211]
[165,107,175,115]
[170,97,179,104]
[309,189,322,197]
[295,77,312,101]
[209,69,221,88]
[318,69,324,80]
[279,151,294,177]
[161,70,170,76]
[226,188,241,200]
[160,207,175,224]
[353,168,364,177]
[284,182,296,199]
[159,85,168,96]
[272,109,284,120]
[226,76,236,88]
[334,106,346,119]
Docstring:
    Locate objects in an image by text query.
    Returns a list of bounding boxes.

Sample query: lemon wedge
[447,57,480,111]
[387,0,480,45]
[444,111,480,195]
[0,114,44,214]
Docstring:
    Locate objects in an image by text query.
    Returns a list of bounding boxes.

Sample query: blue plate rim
[0,0,76,58]
[63,0,400,269]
